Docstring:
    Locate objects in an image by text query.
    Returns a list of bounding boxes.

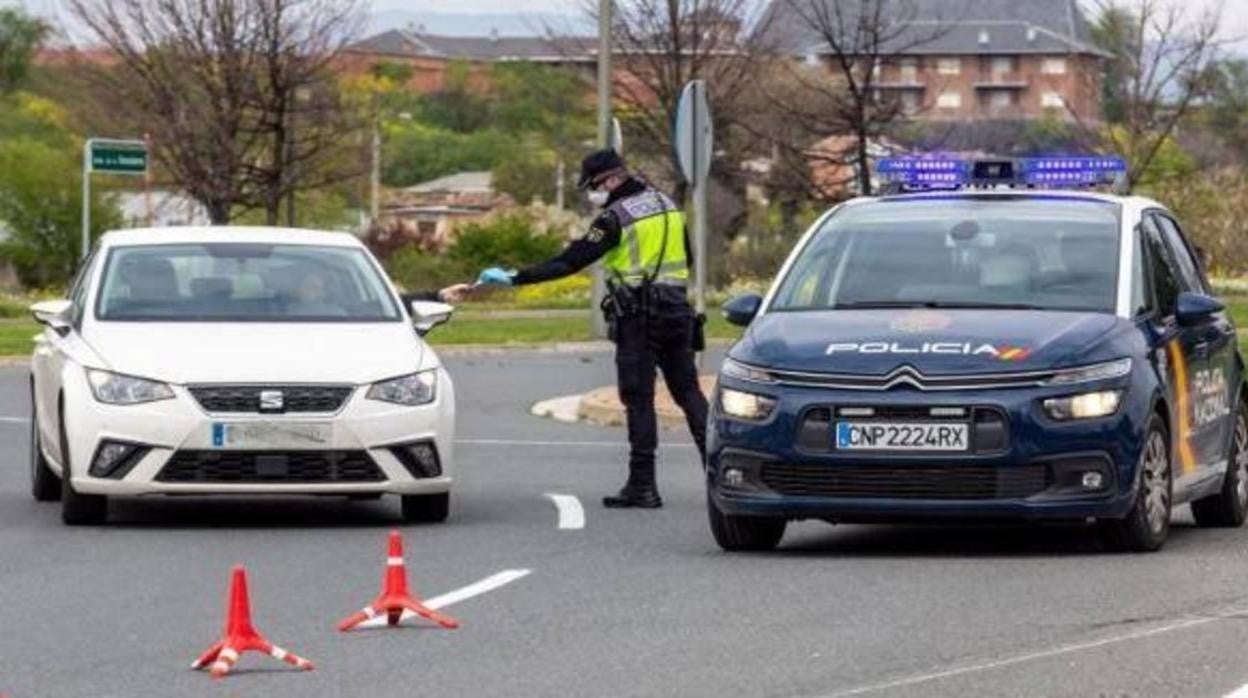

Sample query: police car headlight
[367,370,437,406]
[1044,358,1132,386]
[720,388,777,421]
[86,369,174,405]
[1043,390,1123,420]
[720,358,776,384]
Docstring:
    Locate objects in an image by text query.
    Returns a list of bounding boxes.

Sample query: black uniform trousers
[612,289,709,488]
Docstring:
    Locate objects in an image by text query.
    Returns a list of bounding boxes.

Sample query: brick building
[760,0,1108,123]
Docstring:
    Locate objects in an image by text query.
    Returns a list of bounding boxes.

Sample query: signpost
[673,80,713,348]
[82,138,148,259]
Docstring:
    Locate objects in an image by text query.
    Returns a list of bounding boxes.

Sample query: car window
[770,197,1121,313]
[1152,214,1208,294]
[1130,227,1149,316]
[95,243,400,322]
[69,248,99,329]
[1140,216,1181,318]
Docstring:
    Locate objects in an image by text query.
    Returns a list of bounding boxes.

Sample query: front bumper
[61,368,455,497]
[708,374,1145,522]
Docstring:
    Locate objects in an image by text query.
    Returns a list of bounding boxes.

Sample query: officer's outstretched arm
[509,215,622,286]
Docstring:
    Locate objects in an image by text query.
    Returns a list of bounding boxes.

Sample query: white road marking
[358,569,532,628]
[456,438,695,448]
[544,493,585,530]
[0,416,29,424]
[822,614,1224,697]
[1226,685,1248,698]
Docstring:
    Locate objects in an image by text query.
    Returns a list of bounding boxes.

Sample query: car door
[33,250,97,469]
[1152,212,1237,473]
[1138,215,1209,491]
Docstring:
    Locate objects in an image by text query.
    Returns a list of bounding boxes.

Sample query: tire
[1192,400,1248,527]
[1099,414,1171,552]
[400,492,449,523]
[58,403,107,526]
[29,383,61,502]
[707,492,785,552]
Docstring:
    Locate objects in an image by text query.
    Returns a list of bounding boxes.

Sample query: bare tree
[765,0,960,196]
[1077,0,1224,191]
[247,0,365,225]
[578,0,774,199]
[67,0,364,224]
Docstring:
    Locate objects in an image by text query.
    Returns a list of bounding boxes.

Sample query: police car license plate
[211,422,333,449]
[835,422,968,452]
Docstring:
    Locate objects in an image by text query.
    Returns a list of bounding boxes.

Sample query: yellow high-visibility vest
[601,190,688,286]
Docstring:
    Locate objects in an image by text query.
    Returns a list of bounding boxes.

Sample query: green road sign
[89,142,147,174]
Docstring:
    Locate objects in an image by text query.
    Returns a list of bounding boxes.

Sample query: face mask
[587,189,609,207]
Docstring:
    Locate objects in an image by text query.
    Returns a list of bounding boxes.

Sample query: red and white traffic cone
[337,530,460,631]
[191,565,314,679]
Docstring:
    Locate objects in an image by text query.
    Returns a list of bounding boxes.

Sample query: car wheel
[30,383,61,502]
[1192,399,1248,527]
[58,403,107,526]
[707,492,785,552]
[401,493,449,523]
[1099,414,1170,552]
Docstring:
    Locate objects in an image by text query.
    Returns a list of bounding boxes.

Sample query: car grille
[188,385,354,413]
[759,463,1049,500]
[156,450,385,483]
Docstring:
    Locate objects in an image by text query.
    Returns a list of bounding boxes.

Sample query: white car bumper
[61,368,455,497]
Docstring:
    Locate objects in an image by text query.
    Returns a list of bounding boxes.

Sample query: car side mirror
[1176,291,1223,326]
[31,299,73,335]
[723,293,763,328]
[410,300,454,336]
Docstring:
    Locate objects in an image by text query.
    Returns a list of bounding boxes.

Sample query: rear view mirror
[409,300,454,336]
[1176,291,1223,326]
[723,294,763,328]
[31,299,72,335]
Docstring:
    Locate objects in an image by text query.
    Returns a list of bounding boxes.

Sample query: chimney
[978,29,990,46]
[1026,26,1037,43]
[490,27,499,43]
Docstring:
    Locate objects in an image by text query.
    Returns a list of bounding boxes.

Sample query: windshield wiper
[834,301,1044,310]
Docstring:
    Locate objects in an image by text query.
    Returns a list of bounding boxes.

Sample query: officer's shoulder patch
[582,224,607,243]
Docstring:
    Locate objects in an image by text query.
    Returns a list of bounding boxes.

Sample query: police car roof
[860,188,1165,210]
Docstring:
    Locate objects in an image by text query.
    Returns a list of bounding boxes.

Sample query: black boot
[602,485,662,509]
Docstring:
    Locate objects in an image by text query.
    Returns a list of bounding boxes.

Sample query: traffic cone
[191,565,314,679]
[337,529,460,631]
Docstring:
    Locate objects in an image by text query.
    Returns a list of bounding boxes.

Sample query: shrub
[513,273,592,306]
[447,213,564,271]
[385,247,471,292]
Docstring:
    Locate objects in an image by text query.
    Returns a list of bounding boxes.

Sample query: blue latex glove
[476,267,515,286]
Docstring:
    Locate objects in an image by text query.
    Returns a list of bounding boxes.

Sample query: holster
[691,312,707,352]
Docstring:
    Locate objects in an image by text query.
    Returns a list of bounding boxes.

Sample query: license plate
[835,421,968,452]
[211,422,333,449]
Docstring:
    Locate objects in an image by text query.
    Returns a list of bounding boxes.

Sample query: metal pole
[555,158,565,210]
[370,119,381,225]
[692,85,708,370]
[81,139,92,260]
[590,0,613,339]
[143,133,153,227]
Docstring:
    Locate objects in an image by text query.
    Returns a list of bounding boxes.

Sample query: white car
[28,226,456,525]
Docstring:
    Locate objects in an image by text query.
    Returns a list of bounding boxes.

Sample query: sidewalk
[535,375,718,430]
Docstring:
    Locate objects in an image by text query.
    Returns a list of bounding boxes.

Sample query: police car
[708,157,1245,552]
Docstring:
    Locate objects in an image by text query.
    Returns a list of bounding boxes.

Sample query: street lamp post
[590,0,613,339]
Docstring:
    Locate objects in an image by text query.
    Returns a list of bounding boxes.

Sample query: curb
[576,375,718,430]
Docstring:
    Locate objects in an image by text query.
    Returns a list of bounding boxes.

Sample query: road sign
[88,139,148,175]
[82,137,149,259]
[673,80,712,189]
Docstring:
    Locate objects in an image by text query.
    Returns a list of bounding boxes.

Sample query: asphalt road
[4,348,1248,697]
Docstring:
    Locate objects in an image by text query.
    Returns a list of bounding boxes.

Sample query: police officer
[476,149,708,509]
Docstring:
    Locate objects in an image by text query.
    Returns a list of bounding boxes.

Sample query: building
[760,0,1107,123]
[375,171,514,251]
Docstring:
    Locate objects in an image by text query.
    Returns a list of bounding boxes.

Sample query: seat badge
[259,389,285,413]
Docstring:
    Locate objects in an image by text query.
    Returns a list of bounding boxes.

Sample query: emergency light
[876,155,1128,192]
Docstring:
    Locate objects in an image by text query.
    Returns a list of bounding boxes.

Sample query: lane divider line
[821,614,1222,697]
[0,416,29,424]
[457,438,695,449]
[1227,685,1248,698]
[544,493,586,530]
[359,569,532,627]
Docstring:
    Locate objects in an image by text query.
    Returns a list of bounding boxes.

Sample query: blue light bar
[1018,157,1126,186]
[876,157,970,188]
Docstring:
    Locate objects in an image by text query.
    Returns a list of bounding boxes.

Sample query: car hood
[81,322,427,385]
[733,309,1123,376]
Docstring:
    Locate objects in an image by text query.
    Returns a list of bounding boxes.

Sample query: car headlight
[1044,358,1132,386]
[1043,390,1123,420]
[366,370,437,406]
[85,369,174,405]
[719,387,777,421]
[720,358,776,384]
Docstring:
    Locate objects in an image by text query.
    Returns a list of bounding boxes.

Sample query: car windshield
[771,197,1122,313]
[95,243,401,322]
